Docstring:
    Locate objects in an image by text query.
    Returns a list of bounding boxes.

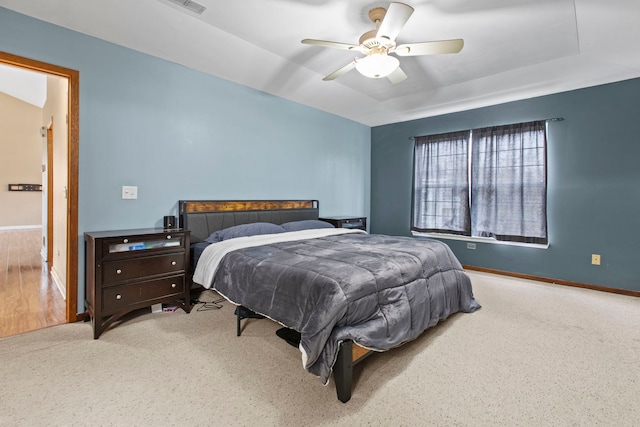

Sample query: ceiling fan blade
[376,2,414,42]
[301,39,363,52]
[394,39,464,56]
[387,66,407,84]
[322,61,357,81]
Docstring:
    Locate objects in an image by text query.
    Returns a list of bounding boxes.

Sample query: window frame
[411,121,549,248]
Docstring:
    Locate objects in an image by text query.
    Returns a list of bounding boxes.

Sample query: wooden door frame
[47,124,54,268]
[0,51,79,322]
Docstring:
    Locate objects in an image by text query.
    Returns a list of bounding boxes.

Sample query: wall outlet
[122,185,138,200]
[591,254,601,265]
[467,242,476,250]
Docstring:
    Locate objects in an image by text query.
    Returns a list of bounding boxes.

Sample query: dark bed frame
[178,199,371,403]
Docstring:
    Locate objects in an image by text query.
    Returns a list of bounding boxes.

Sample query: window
[412,130,470,235]
[412,120,547,245]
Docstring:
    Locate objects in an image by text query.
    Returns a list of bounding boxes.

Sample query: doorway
[0,51,79,324]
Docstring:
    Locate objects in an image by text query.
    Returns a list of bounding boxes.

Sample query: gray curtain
[412,131,471,235]
[471,121,547,244]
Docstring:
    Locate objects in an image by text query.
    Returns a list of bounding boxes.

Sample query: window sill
[411,231,549,249]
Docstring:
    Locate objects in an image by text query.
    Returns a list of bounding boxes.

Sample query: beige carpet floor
[1,271,639,426]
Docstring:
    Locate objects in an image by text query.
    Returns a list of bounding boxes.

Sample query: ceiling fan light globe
[355,54,399,79]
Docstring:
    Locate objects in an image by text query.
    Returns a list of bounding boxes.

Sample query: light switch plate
[122,185,138,199]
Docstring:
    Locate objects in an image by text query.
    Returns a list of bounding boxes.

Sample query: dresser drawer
[101,232,186,260]
[339,218,366,229]
[102,275,185,311]
[319,216,367,231]
[102,253,185,285]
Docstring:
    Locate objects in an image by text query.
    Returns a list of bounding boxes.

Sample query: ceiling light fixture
[355,53,399,79]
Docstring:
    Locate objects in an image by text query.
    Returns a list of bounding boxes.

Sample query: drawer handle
[123,238,129,243]
[116,269,122,274]
[116,294,122,300]
[166,235,172,240]
[171,283,176,288]
[171,261,177,266]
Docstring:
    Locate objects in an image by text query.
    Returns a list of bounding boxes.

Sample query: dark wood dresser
[84,228,191,339]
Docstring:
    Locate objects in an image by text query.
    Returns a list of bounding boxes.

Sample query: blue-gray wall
[0,8,371,309]
[372,78,640,292]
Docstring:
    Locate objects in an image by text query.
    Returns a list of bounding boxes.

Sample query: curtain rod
[407,117,564,140]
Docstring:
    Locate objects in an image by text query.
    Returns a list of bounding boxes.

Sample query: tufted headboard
[178,200,320,244]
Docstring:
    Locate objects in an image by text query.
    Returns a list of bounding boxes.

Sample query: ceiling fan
[301,2,463,84]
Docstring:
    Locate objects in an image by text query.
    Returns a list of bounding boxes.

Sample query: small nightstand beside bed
[179,200,480,403]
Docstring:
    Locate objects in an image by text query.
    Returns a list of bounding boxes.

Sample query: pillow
[205,222,286,243]
[281,220,335,232]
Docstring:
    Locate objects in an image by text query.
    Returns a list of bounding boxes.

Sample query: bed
[179,199,480,402]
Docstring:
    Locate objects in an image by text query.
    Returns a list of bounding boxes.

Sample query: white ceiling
[0,63,47,108]
[1,0,639,126]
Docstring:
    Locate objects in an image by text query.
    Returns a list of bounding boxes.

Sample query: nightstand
[84,228,191,339]
[319,216,367,231]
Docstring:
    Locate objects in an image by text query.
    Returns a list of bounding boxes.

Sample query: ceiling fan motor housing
[360,7,395,51]
[359,30,395,51]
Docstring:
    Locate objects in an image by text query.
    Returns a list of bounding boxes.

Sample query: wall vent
[166,0,206,14]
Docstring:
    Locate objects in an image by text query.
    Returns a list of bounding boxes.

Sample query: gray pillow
[281,220,335,232]
[205,222,286,243]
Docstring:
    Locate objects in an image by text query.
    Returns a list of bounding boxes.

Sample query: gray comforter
[210,233,481,384]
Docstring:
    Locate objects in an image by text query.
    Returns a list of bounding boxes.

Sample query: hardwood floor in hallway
[0,229,66,338]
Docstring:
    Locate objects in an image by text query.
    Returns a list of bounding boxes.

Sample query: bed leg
[236,309,241,337]
[334,340,353,403]
[234,306,266,337]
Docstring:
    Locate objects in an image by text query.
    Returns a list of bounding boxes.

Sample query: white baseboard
[50,267,66,299]
[0,225,42,231]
